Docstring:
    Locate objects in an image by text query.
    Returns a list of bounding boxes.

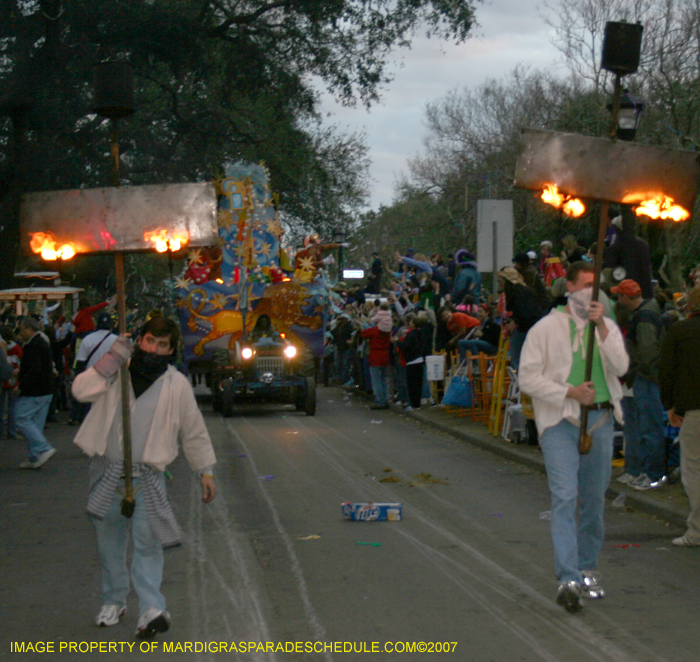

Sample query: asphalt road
[1,387,698,661]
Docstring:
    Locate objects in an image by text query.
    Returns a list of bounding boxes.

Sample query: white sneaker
[19,448,57,469]
[616,472,640,485]
[135,607,170,639]
[96,604,126,627]
[633,475,667,491]
[628,473,648,488]
[672,535,700,547]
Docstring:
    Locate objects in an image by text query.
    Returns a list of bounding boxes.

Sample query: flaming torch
[18,63,219,518]
[540,184,586,218]
[514,22,700,454]
[29,232,77,261]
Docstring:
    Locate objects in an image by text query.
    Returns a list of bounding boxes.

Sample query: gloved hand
[93,334,133,379]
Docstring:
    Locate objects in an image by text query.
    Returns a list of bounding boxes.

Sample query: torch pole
[115,252,135,517]
[109,117,135,517]
[579,74,622,453]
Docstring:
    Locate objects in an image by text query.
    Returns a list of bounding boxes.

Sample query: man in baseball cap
[610,279,642,297]
[611,278,667,492]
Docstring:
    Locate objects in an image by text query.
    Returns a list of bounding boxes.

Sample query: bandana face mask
[567,288,592,328]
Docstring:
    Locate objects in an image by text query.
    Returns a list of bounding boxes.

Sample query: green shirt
[559,306,611,404]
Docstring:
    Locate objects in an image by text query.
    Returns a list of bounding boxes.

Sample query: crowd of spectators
[324,236,700,498]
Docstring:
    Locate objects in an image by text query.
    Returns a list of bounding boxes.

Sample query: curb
[342,386,690,530]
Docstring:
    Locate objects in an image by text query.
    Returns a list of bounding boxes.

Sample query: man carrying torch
[72,316,216,638]
[518,262,628,612]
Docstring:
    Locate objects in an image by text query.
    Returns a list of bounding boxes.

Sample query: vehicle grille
[255,356,285,380]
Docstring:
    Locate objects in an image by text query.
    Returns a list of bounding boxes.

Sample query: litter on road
[342,503,403,521]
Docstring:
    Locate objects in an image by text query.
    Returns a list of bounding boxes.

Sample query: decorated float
[174,163,332,414]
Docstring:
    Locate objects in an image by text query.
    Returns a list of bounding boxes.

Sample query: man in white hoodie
[519,262,628,612]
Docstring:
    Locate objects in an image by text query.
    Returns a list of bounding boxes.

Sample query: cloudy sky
[320,1,563,210]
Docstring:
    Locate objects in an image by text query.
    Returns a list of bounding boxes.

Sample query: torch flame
[541,184,585,217]
[631,195,690,222]
[541,184,565,208]
[143,229,190,252]
[29,232,77,260]
[562,198,586,218]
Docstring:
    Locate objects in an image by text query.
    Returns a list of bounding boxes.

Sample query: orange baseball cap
[610,279,642,297]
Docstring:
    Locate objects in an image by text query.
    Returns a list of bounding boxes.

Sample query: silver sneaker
[135,608,170,639]
[616,472,640,485]
[96,604,126,627]
[581,571,606,599]
[633,475,668,491]
[556,581,583,612]
[628,473,648,488]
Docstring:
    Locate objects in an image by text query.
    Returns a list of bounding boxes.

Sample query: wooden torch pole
[110,117,135,517]
[579,74,622,453]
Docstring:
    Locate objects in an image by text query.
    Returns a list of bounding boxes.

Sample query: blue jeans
[394,364,409,405]
[15,394,54,462]
[508,329,526,371]
[458,339,498,363]
[336,349,352,383]
[369,366,388,406]
[539,411,614,583]
[91,475,166,614]
[621,377,667,481]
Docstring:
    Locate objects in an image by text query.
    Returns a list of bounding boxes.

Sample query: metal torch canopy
[19,182,218,256]
[513,129,700,214]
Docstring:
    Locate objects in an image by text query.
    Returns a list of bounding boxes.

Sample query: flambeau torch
[19,62,217,516]
[514,22,700,453]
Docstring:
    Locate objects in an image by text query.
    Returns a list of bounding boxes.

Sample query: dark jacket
[623,298,664,386]
[397,324,433,364]
[659,313,700,416]
[0,347,13,383]
[503,281,544,333]
[453,263,481,300]
[480,318,502,348]
[518,264,551,311]
[18,333,54,397]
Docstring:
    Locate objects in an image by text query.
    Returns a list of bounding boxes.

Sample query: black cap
[513,252,531,265]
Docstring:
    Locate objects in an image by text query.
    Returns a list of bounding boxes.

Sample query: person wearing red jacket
[72,297,116,338]
[361,303,392,410]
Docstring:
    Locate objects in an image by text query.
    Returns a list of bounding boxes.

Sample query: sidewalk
[348,387,691,530]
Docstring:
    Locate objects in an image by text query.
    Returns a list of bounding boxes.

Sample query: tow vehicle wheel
[304,376,316,416]
[222,380,234,417]
[212,387,223,413]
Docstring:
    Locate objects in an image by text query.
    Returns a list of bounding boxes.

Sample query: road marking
[184,458,275,661]
[227,422,333,662]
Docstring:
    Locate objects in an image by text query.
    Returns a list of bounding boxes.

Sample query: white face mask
[567,288,592,327]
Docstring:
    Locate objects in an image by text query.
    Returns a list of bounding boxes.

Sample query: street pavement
[1,388,698,661]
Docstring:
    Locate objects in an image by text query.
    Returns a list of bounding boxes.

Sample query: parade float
[174,163,332,415]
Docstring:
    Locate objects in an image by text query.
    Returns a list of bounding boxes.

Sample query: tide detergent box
[342,502,402,521]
